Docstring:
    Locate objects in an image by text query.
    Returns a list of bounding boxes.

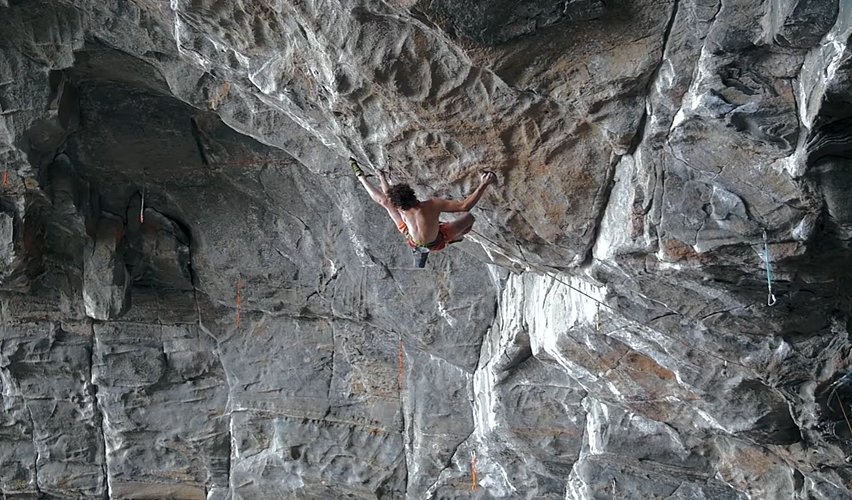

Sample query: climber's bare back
[394,199,466,244]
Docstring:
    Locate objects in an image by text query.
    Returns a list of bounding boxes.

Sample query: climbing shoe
[349,157,365,177]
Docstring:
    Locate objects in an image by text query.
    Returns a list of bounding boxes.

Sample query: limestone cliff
[0,0,850,498]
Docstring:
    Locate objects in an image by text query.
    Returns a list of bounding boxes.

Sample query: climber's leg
[443,212,474,243]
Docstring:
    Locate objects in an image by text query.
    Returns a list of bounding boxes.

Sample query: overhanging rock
[0,0,851,498]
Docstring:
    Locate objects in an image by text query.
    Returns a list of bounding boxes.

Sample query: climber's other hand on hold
[349,157,365,177]
[378,169,391,193]
[480,171,496,186]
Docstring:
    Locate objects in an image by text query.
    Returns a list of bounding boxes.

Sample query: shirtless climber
[350,158,496,268]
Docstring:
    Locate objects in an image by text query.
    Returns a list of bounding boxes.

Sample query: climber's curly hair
[387,184,419,210]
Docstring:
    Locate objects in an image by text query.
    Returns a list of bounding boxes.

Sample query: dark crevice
[626,108,649,156]
[571,7,686,264]
[183,225,233,492]
[87,319,110,499]
[579,152,620,267]
[630,0,679,155]
[575,396,591,468]
[400,430,410,497]
[374,452,408,499]
[497,341,533,372]
[649,312,678,323]
[325,322,337,416]
[24,405,41,495]
[225,414,234,493]
[424,427,477,496]
[321,264,344,291]
[190,116,212,167]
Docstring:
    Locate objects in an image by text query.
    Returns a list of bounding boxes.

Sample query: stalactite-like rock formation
[1,0,850,498]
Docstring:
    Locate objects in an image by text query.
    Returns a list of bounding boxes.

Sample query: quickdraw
[140,187,146,224]
[595,303,601,334]
[762,230,777,306]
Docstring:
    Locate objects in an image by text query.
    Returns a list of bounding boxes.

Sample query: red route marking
[2,170,8,187]
[471,452,478,491]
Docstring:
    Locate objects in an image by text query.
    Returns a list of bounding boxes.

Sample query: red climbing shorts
[397,221,451,252]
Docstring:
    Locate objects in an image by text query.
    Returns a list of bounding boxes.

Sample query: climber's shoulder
[422,197,465,213]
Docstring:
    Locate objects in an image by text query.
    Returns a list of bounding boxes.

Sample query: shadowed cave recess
[1,0,851,498]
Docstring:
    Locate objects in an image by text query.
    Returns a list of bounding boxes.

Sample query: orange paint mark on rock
[662,237,704,263]
[624,352,676,381]
[470,452,477,492]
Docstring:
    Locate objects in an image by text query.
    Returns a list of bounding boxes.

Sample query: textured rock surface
[1,0,851,498]
[83,215,130,320]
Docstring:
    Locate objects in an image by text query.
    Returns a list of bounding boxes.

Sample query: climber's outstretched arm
[430,171,496,213]
[356,173,388,205]
[351,158,386,203]
[350,158,404,226]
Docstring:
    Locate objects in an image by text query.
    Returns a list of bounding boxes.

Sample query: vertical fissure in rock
[189,117,212,167]
[788,77,802,140]
[217,330,236,495]
[580,153,621,267]
[402,369,417,497]
[87,320,110,499]
[183,232,234,494]
[225,413,234,494]
[423,417,478,495]
[185,224,213,346]
[24,405,41,495]
[466,295,499,463]
[400,441,409,497]
[637,0,681,145]
[325,322,336,417]
[626,109,650,156]
[576,396,590,467]
[658,0,680,68]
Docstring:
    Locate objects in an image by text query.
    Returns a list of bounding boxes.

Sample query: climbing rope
[468,227,753,370]
[473,228,614,312]
[762,230,777,306]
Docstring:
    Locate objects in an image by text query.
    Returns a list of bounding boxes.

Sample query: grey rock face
[0,211,15,274]
[93,321,229,498]
[1,0,851,498]
[0,321,105,497]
